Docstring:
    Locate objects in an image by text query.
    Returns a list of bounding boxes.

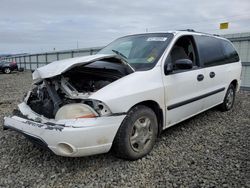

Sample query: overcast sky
[0,0,250,54]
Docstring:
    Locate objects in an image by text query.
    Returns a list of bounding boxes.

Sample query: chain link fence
[3,47,102,70]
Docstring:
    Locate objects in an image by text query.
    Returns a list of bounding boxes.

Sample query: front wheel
[112,105,158,160]
[3,67,11,74]
[220,83,236,111]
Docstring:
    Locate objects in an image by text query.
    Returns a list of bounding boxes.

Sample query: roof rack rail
[179,30,221,37]
[179,29,195,32]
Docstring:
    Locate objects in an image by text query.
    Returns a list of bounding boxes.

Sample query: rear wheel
[220,83,236,111]
[3,67,11,74]
[112,105,158,160]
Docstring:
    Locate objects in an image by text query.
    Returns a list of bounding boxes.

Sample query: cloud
[0,0,250,53]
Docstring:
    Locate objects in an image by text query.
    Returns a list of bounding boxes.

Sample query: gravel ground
[0,71,249,188]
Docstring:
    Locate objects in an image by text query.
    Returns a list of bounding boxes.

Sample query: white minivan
[4,30,242,160]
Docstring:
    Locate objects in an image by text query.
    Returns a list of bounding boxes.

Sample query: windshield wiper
[112,49,127,61]
[111,49,135,72]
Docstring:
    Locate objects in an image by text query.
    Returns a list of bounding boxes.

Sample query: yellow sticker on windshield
[147,56,155,62]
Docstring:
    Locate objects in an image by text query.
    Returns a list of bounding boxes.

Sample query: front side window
[195,36,226,67]
[168,35,198,69]
[98,33,174,71]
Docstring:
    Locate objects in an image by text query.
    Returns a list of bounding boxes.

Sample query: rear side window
[195,36,226,67]
[221,40,240,63]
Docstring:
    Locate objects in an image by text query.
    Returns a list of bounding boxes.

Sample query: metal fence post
[19,57,22,68]
[24,56,26,70]
[36,55,39,69]
[29,56,32,70]
[45,53,48,64]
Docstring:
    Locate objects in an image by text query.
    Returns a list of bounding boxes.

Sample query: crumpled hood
[32,54,128,82]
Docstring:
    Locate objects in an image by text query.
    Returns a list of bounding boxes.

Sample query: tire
[219,83,236,111]
[18,68,24,72]
[112,105,158,160]
[3,67,11,74]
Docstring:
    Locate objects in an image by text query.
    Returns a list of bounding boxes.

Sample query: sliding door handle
[197,74,204,81]
[209,72,215,78]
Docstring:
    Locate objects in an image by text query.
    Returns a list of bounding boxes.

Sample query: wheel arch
[128,100,164,136]
[3,65,11,68]
[230,79,238,91]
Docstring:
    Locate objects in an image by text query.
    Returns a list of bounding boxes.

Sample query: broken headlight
[55,100,112,121]
[55,103,98,121]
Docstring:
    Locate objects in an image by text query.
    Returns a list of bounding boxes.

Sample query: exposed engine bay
[27,60,132,119]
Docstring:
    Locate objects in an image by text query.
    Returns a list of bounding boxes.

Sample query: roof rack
[179,29,196,32]
[179,29,220,37]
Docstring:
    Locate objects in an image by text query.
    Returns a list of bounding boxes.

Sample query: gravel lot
[0,71,249,188]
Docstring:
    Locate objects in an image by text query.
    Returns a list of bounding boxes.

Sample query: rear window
[195,36,226,67]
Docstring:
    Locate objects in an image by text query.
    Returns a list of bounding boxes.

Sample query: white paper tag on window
[147,37,167,41]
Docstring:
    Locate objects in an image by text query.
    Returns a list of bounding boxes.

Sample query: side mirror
[175,59,193,69]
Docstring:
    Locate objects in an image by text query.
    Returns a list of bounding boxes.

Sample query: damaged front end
[3,54,131,157]
[24,55,133,122]
[27,74,113,121]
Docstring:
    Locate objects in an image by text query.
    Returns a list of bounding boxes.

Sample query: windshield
[98,33,174,71]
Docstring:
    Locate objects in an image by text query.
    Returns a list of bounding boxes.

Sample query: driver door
[163,35,207,127]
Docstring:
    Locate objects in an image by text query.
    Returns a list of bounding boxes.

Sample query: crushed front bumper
[4,115,126,157]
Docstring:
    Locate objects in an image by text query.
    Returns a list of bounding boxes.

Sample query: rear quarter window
[195,35,226,67]
[221,40,240,63]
